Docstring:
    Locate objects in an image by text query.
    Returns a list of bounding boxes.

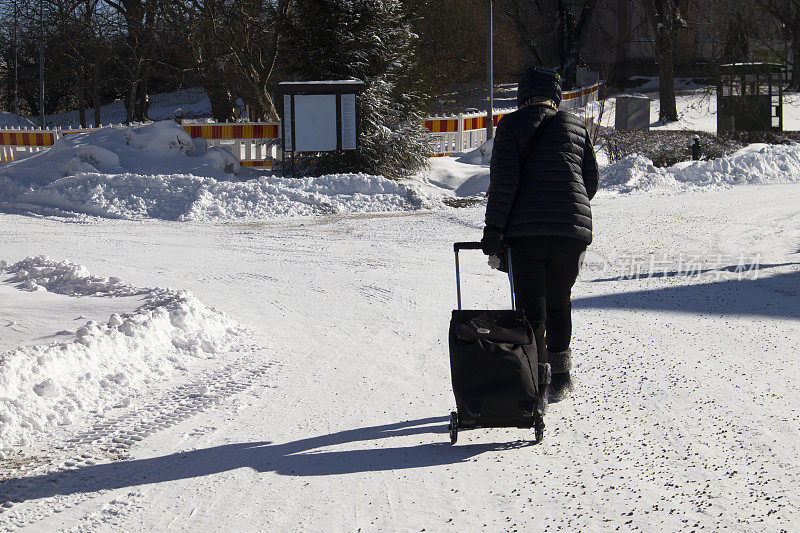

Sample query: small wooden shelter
[716,63,783,132]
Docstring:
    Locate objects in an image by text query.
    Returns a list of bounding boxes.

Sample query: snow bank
[0,257,241,450]
[0,119,430,220]
[1,172,428,220]
[6,255,151,296]
[414,141,800,202]
[0,120,240,187]
[602,143,800,194]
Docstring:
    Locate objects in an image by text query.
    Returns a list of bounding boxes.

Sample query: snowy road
[1,184,799,531]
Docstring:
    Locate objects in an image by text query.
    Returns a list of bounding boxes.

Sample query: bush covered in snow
[603,128,800,168]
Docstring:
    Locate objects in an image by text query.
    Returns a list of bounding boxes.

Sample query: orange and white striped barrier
[560,82,600,110]
[239,160,275,168]
[182,123,280,140]
[423,82,600,156]
[1,82,600,165]
[0,127,58,162]
[0,129,56,147]
[181,121,280,166]
[60,128,101,136]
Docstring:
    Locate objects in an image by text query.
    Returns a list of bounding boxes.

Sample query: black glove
[481,225,504,256]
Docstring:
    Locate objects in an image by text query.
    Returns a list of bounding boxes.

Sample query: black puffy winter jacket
[485,105,599,244]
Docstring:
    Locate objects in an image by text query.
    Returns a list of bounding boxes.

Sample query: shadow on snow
[1,416,533,504]
[574,267,800,320]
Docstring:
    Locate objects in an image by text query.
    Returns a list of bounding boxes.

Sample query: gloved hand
[481,225,504,256]
[487,253,509,272]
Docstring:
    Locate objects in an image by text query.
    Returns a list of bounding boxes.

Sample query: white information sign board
[294,95,338,152]
[279,80,363,157]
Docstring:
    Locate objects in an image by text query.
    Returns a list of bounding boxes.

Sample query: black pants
[508,236,586,367]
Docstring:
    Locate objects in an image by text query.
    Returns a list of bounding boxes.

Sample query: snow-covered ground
[0,85,799,531]
[597,85,800,133]
[0,257,241,452]
[0,180,798,531]
[0,113,36,129]
[41,88,215,129]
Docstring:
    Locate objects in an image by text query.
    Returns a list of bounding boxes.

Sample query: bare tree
[0,0,74,119]
[170,0,291,121]
[504,0,548,66]
[222,0,291,120]
[755,0,800,90]
[102,0,160,123]
[641,0,691,122]
[556,0,599,87]
[504,0,598,88]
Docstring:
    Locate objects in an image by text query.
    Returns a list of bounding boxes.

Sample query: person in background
[481,66,598,403]
[690,134,702,160]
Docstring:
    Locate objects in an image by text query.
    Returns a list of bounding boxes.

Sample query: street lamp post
[13,0,18,118]
[39,0,45,128]
[486,0,494,140]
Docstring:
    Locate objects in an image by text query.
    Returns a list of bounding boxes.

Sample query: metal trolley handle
[453,242,516,311]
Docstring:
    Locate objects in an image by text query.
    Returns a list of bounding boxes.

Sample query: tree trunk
[124,59,146,124]
[92,90,102,127]
[133,64,150,122]
[125,79,137,124]
[557,1,576,87]
[791,22,800,91]
[206,83,237,122]
[91,64,102,126]
[643,0,684,124]
[656,38,678,122]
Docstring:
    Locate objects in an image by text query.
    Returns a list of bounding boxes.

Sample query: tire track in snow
[0,354,278,532]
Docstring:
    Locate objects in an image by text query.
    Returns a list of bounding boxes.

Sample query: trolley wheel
[533,411,545,444]
[448,411,458,444]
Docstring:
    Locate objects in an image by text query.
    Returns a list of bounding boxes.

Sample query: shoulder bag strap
[519,109,557,166]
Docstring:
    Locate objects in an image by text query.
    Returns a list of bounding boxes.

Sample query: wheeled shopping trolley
[447,242,547,444]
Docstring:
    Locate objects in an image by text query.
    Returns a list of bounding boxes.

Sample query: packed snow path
[1,184,799,531]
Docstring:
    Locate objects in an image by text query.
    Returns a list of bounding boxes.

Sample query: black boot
[548,372,573,403]
[547,348,573,403]
[538,363,551,414]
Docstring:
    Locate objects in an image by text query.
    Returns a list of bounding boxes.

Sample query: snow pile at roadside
[5,255,151,296]
[413,141,493,201]
[0,120,240,187]
[182,173,428,220]
[415,141,800,201]
[601,143,800,194]
[1,172,428,220]
[0,117,430,220]
[0,257,242,451]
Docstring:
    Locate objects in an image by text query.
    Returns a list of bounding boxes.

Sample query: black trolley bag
[447,242,547,444]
